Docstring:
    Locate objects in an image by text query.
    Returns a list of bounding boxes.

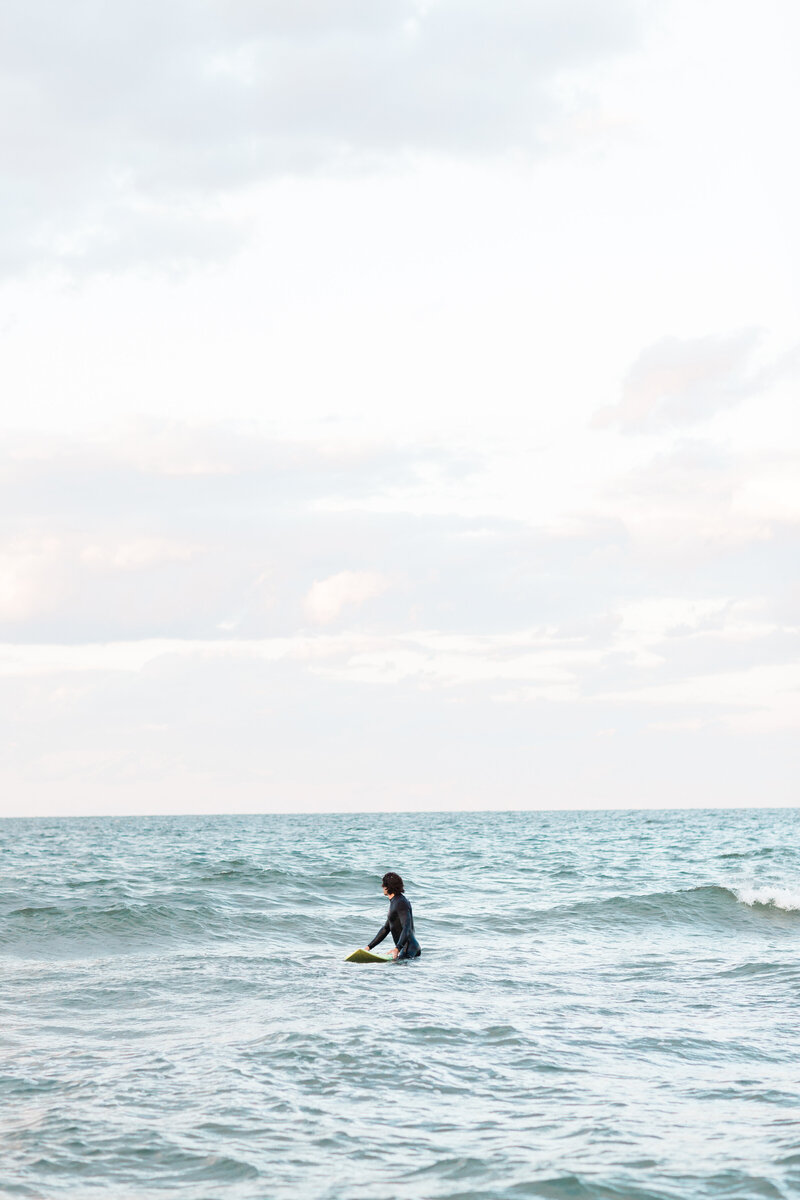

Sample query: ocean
[1,808,798,1200]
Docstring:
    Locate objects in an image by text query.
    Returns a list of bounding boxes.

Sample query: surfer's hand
[390,947,399,959]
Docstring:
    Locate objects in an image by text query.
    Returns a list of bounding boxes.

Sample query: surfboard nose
[344,949,392,963]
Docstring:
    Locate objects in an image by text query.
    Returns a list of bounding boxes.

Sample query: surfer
[365,872,421,961]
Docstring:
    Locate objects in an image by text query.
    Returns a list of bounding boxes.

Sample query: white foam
[733,885,800,912]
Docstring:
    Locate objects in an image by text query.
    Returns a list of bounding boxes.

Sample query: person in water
[365,872,421,961]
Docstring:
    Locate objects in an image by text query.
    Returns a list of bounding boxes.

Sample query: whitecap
[733,885,800,912]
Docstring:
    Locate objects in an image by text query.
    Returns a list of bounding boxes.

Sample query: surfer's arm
[395,902,413,953]
[367,921,390,949]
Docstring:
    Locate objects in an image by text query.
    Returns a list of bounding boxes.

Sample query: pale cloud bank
[1,597,797,814]
[0,0,644,277]
[594,333,799,433]
[2,421,797,647]
[304,571,390,626]
[593,332,760,432]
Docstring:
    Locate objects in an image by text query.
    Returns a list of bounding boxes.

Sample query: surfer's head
[382,871,404,895]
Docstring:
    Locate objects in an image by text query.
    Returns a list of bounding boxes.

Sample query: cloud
[2,587,794,714]
[79,538,200,571]
[731,457,800,524]
[4,643,796,817]
[1,552,797,815]
[2,419,797,648]
[303,570,390,625]
[0,422,480,640]
[592,331,766,432]
[596,437,800,558]
[0,0,645,276]
[2,418,464,489]
[597,661,800,735]
[0,534,207,627]
[0,537,64,622]
[1,595,797,816]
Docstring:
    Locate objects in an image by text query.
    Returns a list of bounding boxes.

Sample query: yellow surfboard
[345,948,392,963]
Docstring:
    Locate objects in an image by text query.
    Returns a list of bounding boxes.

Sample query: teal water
[1,809,799,1199]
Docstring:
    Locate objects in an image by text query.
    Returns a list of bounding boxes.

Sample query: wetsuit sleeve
[367,921,390,950]
[395,898,413,953]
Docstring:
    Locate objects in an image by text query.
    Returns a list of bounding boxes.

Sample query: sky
[1,0,798,817]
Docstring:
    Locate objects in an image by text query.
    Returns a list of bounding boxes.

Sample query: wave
[0,856,391,957]
[426,881,800,940]
[186,859,380,896]
[732,885,800,912]
[716,960,800,981]
[718,848,781,860]
[0,894,327,957]
[540,883,800,930]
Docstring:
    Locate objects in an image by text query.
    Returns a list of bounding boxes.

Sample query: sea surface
[1,808,799,1200]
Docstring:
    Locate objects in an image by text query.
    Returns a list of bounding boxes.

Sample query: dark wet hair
[382,871,404,894]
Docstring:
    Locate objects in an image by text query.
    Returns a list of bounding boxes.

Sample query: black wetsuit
[368,893,421,960]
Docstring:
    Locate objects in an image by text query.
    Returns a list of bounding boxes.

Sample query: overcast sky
[1,0,798,816]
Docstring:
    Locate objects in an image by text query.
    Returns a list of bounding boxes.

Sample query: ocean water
[1,809,799,1200]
